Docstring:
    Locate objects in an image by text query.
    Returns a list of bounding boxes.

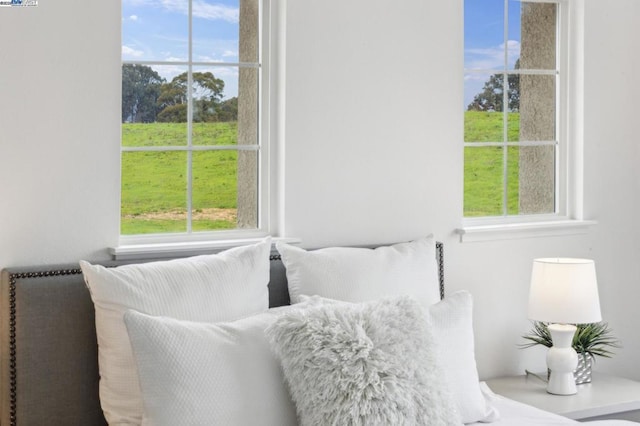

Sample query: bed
[0,238,635,426]
[1,247,298,425]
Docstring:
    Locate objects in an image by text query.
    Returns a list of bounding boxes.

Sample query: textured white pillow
[297,292,500,424]
[276,236,440,305]
[266,296,462,426]
[80,238,271,425]
[426,291,499,424]
[124,305,302,426]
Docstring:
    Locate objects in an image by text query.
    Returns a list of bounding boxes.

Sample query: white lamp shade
[528,258,602,324]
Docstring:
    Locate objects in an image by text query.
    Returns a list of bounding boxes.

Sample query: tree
[156,104,188,123]
[467,59,520,112]
[122,64,165,123]
[216,97,238,122]
[157,72,225,123]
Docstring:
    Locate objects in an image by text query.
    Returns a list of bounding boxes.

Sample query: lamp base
[546,324,579,395]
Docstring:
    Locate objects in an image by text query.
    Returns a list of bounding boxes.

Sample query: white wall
[0,1,121,265]
[0,0,638,379]
[581,0,640,381]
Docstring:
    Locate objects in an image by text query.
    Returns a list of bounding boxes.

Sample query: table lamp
[528,258,602,395]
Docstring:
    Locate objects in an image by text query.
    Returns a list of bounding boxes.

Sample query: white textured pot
[574,352,594,385]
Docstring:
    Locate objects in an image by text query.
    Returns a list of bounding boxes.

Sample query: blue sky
[464,0,521,108]
[122,0,243,99]
[122,0,522,106]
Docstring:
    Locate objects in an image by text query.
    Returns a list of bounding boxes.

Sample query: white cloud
[122,45,144,57]
[129,14,138,21]
[123,0,238,22]
[191,37,241,62]
[154,64,186,82]
[505,40,520,50]
[157,0,238,23]
[212,67,238,78]
[465,40,520,70]
[193,1,238,22]
[195,53,237,63]
[464,74,489,82]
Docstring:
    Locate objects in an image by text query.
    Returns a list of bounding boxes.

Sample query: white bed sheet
[468,383,636,426]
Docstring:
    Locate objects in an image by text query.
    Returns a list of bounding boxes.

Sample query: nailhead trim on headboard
[8,269,82,426]
[436,241,444,300]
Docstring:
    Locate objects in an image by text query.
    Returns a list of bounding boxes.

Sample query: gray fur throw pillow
[266,296,461,426]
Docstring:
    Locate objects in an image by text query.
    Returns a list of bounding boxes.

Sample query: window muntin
[121,0,263,237]
[464,0,561,219]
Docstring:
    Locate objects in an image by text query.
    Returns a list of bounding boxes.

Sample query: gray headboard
[0,242,444,426]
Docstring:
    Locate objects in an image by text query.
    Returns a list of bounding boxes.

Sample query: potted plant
[520,321,620,384]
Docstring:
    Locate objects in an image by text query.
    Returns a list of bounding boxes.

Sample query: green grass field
[464,111,520,217]
[121,113,520,234]
[121,122,240,234]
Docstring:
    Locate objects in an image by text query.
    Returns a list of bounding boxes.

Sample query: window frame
[459,0,595,241]
[118,0,275,247]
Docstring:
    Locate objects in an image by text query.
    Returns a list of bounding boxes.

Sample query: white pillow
[297,291,499,424]
[80,237,271,425]
[266,296,461,426]
[426,291,499,424]
[124,305,302,426]
[276,236,440,305]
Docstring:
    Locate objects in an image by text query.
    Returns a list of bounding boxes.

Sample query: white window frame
[116,0,280,255]
[459,0,596,242]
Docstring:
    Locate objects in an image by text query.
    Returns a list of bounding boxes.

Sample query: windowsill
[110,236,302,261]
[456,219,597,243]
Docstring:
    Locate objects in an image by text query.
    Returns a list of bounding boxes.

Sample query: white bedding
[474,383,636,426]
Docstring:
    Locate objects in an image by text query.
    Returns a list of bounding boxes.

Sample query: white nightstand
[486,373,640,422]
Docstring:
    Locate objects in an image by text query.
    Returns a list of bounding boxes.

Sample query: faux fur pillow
[266,296,461,426]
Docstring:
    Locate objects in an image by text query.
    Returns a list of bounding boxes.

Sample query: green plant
[520,321,620,359]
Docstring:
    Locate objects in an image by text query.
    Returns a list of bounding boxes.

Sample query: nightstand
[486,373,640,422]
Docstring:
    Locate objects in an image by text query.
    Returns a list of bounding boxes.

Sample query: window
[464,0,564,220]
[120,0,267,240]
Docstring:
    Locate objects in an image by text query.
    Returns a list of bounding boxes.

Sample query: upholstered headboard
[0,242,444,426]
